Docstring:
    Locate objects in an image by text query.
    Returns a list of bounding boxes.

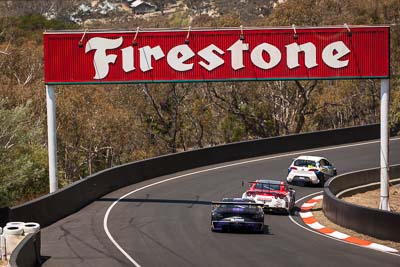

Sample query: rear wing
[242,181,293,191]
[211,201,262,206]
[242,181,286,186]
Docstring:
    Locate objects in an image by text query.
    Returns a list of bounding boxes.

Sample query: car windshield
[294,159,316,167]
[255,183,280,191]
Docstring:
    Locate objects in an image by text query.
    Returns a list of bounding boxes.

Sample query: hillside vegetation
[0,0,399,207]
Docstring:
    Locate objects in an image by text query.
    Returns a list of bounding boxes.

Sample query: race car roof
[221,198,256,203]
[294,155,325,161]
[253,179,282,184]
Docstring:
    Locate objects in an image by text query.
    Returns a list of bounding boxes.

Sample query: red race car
[242,179,296,214]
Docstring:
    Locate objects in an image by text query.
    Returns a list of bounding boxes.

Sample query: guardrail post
[46,85,58,193]
[379,79,389,211]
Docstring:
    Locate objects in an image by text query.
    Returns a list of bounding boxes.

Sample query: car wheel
[288,208,293,215]
[291,198,295,212]
[318,174,325,187]
[287,201,294,215]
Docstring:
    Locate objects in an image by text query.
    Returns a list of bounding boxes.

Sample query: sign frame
[43,25,392,212]
[44,25,390,85]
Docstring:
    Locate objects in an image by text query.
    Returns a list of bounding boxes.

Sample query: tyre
[3,225,24,236]
[23,222,40,234]
[6,222,24,227]
[289,198,295,214]
[318,175,325,187]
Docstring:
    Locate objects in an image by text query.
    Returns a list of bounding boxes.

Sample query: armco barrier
[8,124,379,228]
[9,231,41,267]
[323,164,400,242]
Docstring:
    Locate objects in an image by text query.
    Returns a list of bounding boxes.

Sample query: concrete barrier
[0,208,9,228]
[323,164,400,242]
[9,231,41,267]
[1,124,382,267]
[8,124,380,227]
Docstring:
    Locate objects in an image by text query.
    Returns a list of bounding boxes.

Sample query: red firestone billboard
[44,26,389,84]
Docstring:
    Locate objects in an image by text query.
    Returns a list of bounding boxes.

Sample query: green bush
[0,100,48,207]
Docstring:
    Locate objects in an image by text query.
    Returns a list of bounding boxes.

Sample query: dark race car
[211,198,264,233]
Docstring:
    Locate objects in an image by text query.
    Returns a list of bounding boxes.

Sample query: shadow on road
[97,197,212,207]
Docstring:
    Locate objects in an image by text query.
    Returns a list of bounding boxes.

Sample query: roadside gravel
[311,184,400,251]
[342,184,400,212]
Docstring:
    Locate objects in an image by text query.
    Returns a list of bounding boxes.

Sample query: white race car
[286,155,337,186]
[242,179,295,214]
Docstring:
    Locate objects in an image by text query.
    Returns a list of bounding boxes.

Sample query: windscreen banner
[44,26,389,84]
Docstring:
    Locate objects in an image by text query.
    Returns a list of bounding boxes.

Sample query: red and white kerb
[300,195,398,253]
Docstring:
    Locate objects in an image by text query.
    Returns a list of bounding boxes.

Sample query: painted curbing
[300,195,398,254]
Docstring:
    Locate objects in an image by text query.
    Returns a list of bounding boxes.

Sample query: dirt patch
[311,184,400,251]
[342,184,400,212]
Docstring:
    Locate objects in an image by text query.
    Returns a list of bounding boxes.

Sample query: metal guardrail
[323,164,400,242]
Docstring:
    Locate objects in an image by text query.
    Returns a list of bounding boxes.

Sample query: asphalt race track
[41,139,400,267]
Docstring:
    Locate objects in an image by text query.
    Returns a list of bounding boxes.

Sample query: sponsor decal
[44,27,389,84]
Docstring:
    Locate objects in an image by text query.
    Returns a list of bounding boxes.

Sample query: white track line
[104,138,400,266]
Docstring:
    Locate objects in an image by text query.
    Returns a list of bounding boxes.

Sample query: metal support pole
[379,79,390,211]
[46,85,58,193]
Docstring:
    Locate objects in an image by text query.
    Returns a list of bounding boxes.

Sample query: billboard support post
[380,79,390,211]
[43,26,391,198]
[46,85,58,193]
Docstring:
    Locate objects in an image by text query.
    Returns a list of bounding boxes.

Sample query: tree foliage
[0,100,48,206]
[0,1,399,206]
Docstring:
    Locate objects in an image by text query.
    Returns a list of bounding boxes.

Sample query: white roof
[131,0,144,7]
[295,155,325,161]
[255,179,282,184]
[131,0,153,7]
